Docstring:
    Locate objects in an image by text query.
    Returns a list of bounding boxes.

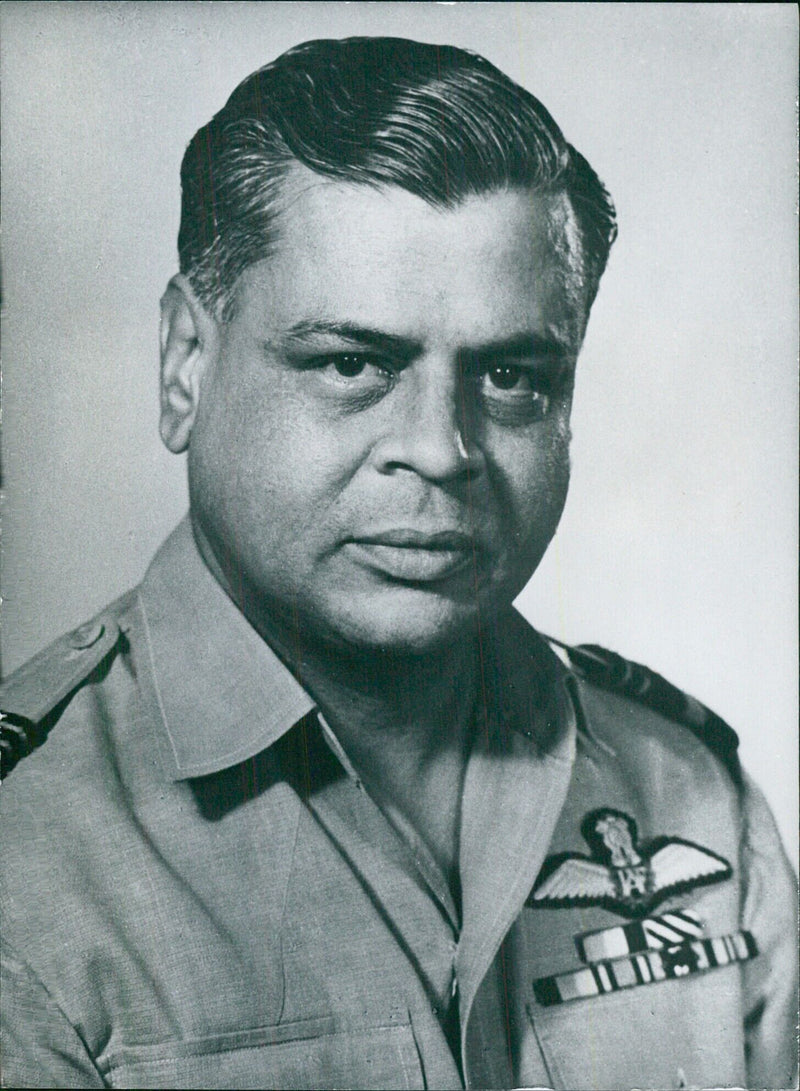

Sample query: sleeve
[737,770,799,1089]
[1,941,105,1089]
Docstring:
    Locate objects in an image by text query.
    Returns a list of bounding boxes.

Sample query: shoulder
[0,595,156,1017]
[0,593,136,781]
[0,592,145,917]
[549,638,741,784]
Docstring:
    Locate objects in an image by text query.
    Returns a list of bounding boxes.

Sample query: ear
[159,275,220,453]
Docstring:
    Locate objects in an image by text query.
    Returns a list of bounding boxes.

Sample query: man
[0,36,796,1090]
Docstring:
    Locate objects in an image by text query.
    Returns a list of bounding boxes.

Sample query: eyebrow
[282,320,572,362]
[469,331,572,363]
[283,320,422,359]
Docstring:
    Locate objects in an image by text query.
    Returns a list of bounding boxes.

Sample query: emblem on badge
[529,808,732,917]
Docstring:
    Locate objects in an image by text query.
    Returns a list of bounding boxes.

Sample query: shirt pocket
[102,1014,425,1089]
[525,966,747,1091]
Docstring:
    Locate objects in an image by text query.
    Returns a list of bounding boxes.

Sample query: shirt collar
[136,518,315,781]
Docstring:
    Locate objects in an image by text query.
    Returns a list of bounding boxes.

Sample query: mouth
[345,528,477,582]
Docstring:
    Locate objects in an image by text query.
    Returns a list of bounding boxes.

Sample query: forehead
[234,171,586,348]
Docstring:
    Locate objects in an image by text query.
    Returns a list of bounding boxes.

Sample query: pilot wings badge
[529,808,732,918]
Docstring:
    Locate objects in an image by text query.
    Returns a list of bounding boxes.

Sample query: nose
[372,357,484,483]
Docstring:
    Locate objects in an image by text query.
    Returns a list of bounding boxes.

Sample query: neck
[298,631,480,756]
[287,627,479,888]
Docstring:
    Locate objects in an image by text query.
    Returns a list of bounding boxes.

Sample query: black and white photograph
[1,4,797,1088]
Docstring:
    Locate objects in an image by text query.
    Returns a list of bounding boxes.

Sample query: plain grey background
[1,2,797,868]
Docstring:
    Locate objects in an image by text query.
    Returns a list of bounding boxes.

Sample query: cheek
[486,421,571,589]
[188,362,362,548]
[500,416,572,522]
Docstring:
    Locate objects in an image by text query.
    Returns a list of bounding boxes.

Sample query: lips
[345,528,476,582]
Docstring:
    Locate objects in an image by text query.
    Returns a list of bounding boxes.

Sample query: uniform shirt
[0,519,796,1089]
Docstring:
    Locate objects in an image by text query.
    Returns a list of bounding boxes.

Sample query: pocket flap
[104,1016,425,1089]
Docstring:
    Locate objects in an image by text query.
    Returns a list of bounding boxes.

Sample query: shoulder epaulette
[0,614,122,780]
[552,640,741,783]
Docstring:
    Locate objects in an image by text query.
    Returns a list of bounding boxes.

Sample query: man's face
[187,176,586,656]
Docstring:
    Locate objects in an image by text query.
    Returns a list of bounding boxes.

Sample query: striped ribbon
[576,909,705,963]
[533,930,757,1006]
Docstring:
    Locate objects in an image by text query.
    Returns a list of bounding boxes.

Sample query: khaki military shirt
[1,520,796,1089]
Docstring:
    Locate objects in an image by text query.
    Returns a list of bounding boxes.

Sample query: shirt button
[68,620,105,650]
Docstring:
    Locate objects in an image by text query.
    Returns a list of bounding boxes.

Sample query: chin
[328,588,481,658]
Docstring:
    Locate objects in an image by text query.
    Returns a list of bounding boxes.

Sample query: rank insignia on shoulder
[528,808,732,918]
[0,613,122,780]
[548,637,742,783]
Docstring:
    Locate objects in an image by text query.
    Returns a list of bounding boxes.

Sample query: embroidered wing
[649,841,731,895]
[532,857,616,903]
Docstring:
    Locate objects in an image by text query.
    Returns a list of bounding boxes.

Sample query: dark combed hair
[179,37,617,319]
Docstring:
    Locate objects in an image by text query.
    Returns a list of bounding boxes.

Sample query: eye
[485,364,527,391]
[332,354,370,378]
[314,352,396,404]
[324,353,392,384]
[478,363,554,422]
